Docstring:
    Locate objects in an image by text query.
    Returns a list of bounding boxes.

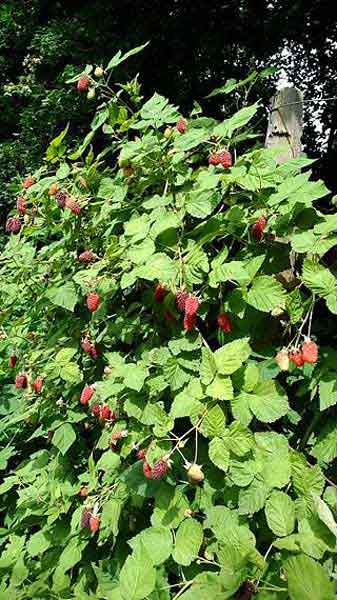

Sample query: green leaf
[137,253,177,282]
[204,404,226,437]
[200,347,217,385]
[238,476,270,515]
[213,103,258,138]
[223,421,254,456]
[248,380,289,423]
[128,527,173,566]
[209,437,230,471]
[255,431,291,489]
[186,189,221,219]
[52,423,76,455]
[172,519,203,566]
[27,530,51,557]
[119,547,156,600]
[214,338,251,375]
[246,276,285,313]
[107,42,150,70]
[265,491,295,537]
[46,281,78,312]
[174,128,210,151]
[319,373,337,411]
[285,554,335,600]
[206,375,233,400]
[60,362,81,384]
[311,421,337,463]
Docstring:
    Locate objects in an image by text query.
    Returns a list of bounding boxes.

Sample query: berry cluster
[175,290,199,331]
[276,339,319,370]
[208,149,232,168]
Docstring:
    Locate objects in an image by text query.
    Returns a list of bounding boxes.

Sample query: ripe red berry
[23,176,34,189]
[16,196,26,215]
[154,283,167,303]
[252,216,267,241]
[6,217,21,234]
[208,153,221,166]
[184,314,197,332]
[90,344,99,359]
[65,196,81,215]
[184,294,199,317]
[217,313,232,333]
[89,515,100,533]
[176,290,189,312]
[302,339,318,364]
[100,405,112,421]
[137,449,146,460]
[92,403,101,417]
[55,191,68,208]
[9,355,17,368]
[77,75,90,92]
[209,150,232,168]
[78,250,98,263]
[289,349,304,367]
[87,292,100,312]
[80,508,91,528]
[143,462,153,479]
[15,373,27,389]
[176,117,186,133]
[32,376,43,394]
[152,458,169,480]
[80,385,94,405]
[81,337,93,353]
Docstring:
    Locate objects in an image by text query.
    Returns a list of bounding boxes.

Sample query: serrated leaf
[128,526,173,565]
[311,421,337,463]
[46,281,78,312]
[248,380,289,423]
[52,423,76,455]
[209,437,230,471]
[204,404,226,437]
[214,338,251,375]
[119,547,156,600]
[238,477,270,515]
[223,421,254,456]
[246,276,285,313]
[285,554,335,600]
[206,375,233,400]
[172,519,203,566]
[265,491,295,537]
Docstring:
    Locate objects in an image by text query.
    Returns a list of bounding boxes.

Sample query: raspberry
[80,508,91,528]
[94,66,104,77]
[302,339,318,364]
[137,449,146,460]
[56,191,68,208]
[289,349,304,367]
[90,344,99,359]
[77,75,90,92]
[143,462,153,479]
[80,385,94,405]
[65,196,81,215]
[15,373,27,389]
[32,376,43,394]
[110,442,118,452]
[187,463,204,485]
[209,150,232,168]
[111,429,128,440]
[184,314,197,331]
[16,196,26,215]
[176,117,186,133]
[252,216,267,241]
[89,515,100,533]
[81,337,93,353]
[184,294,199,317]
[48,183,59,196]
[176,290,189,312]
[217,313,232,333]
[87,292,100,312]
[23,176,34,189]
[78,250,98,263]
[92,403,101,417]
[154,283,167,303]
[100,405,112,421]
[152,458,169,480]
[235,581,256,600]
[275,349,289,371]
[79,485,88,497]
[9,355,17,368]
[123,165,134,178]
[87,88,95,100]
[6,217,21,234]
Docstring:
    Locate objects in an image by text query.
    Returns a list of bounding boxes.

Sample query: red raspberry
[55,191,68,208]
[90,344,99,359]
[80,385,94,405]
[302,339,318,364]
[217,313,232,332]
[184,294,199,317]
[152,458,169,480]
[137,449,146,460]
[15,373,27,389]
[289,350,304,367]
[208,153,222,166]
[143,462,153,479]
[87,292,100,312]
[23,176,34,189]
[32,376,43,394]
[81,337,93,353]
[175,290,189,312]
[92,403,101,417]
[16,196,26,215]
[176,117,186,133]
[65,196,81,215]
[6,217,21,234]
[100,405,112,421]
[154,283,167,303]
[80,508,91,528]
[77,75,90,92]
[184,314,197,331]
[78,250,98,263]
[209,150,232,168]
[9,355,17,368]
[252,216,267,241]
[48,183,58,196]
[89,515,100,533]
[111,429,128,440]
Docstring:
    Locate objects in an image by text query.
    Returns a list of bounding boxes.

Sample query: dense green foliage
[2,46,337,599]
[1,0,337,220]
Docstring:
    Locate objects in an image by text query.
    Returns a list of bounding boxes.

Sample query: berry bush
[1,46,337,599]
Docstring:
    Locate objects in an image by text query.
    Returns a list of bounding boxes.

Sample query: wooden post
[265,86,303,164]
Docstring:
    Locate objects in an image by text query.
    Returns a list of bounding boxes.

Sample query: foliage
[1,46,337,599]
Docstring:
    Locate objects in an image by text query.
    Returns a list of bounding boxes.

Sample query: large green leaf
[265,491,295,537]
[285,554,335,600]
[172,519,203,566]
[214,339,251,375]
[246,276,285,313]
[119,547,156,600]
[46,282,78,312]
